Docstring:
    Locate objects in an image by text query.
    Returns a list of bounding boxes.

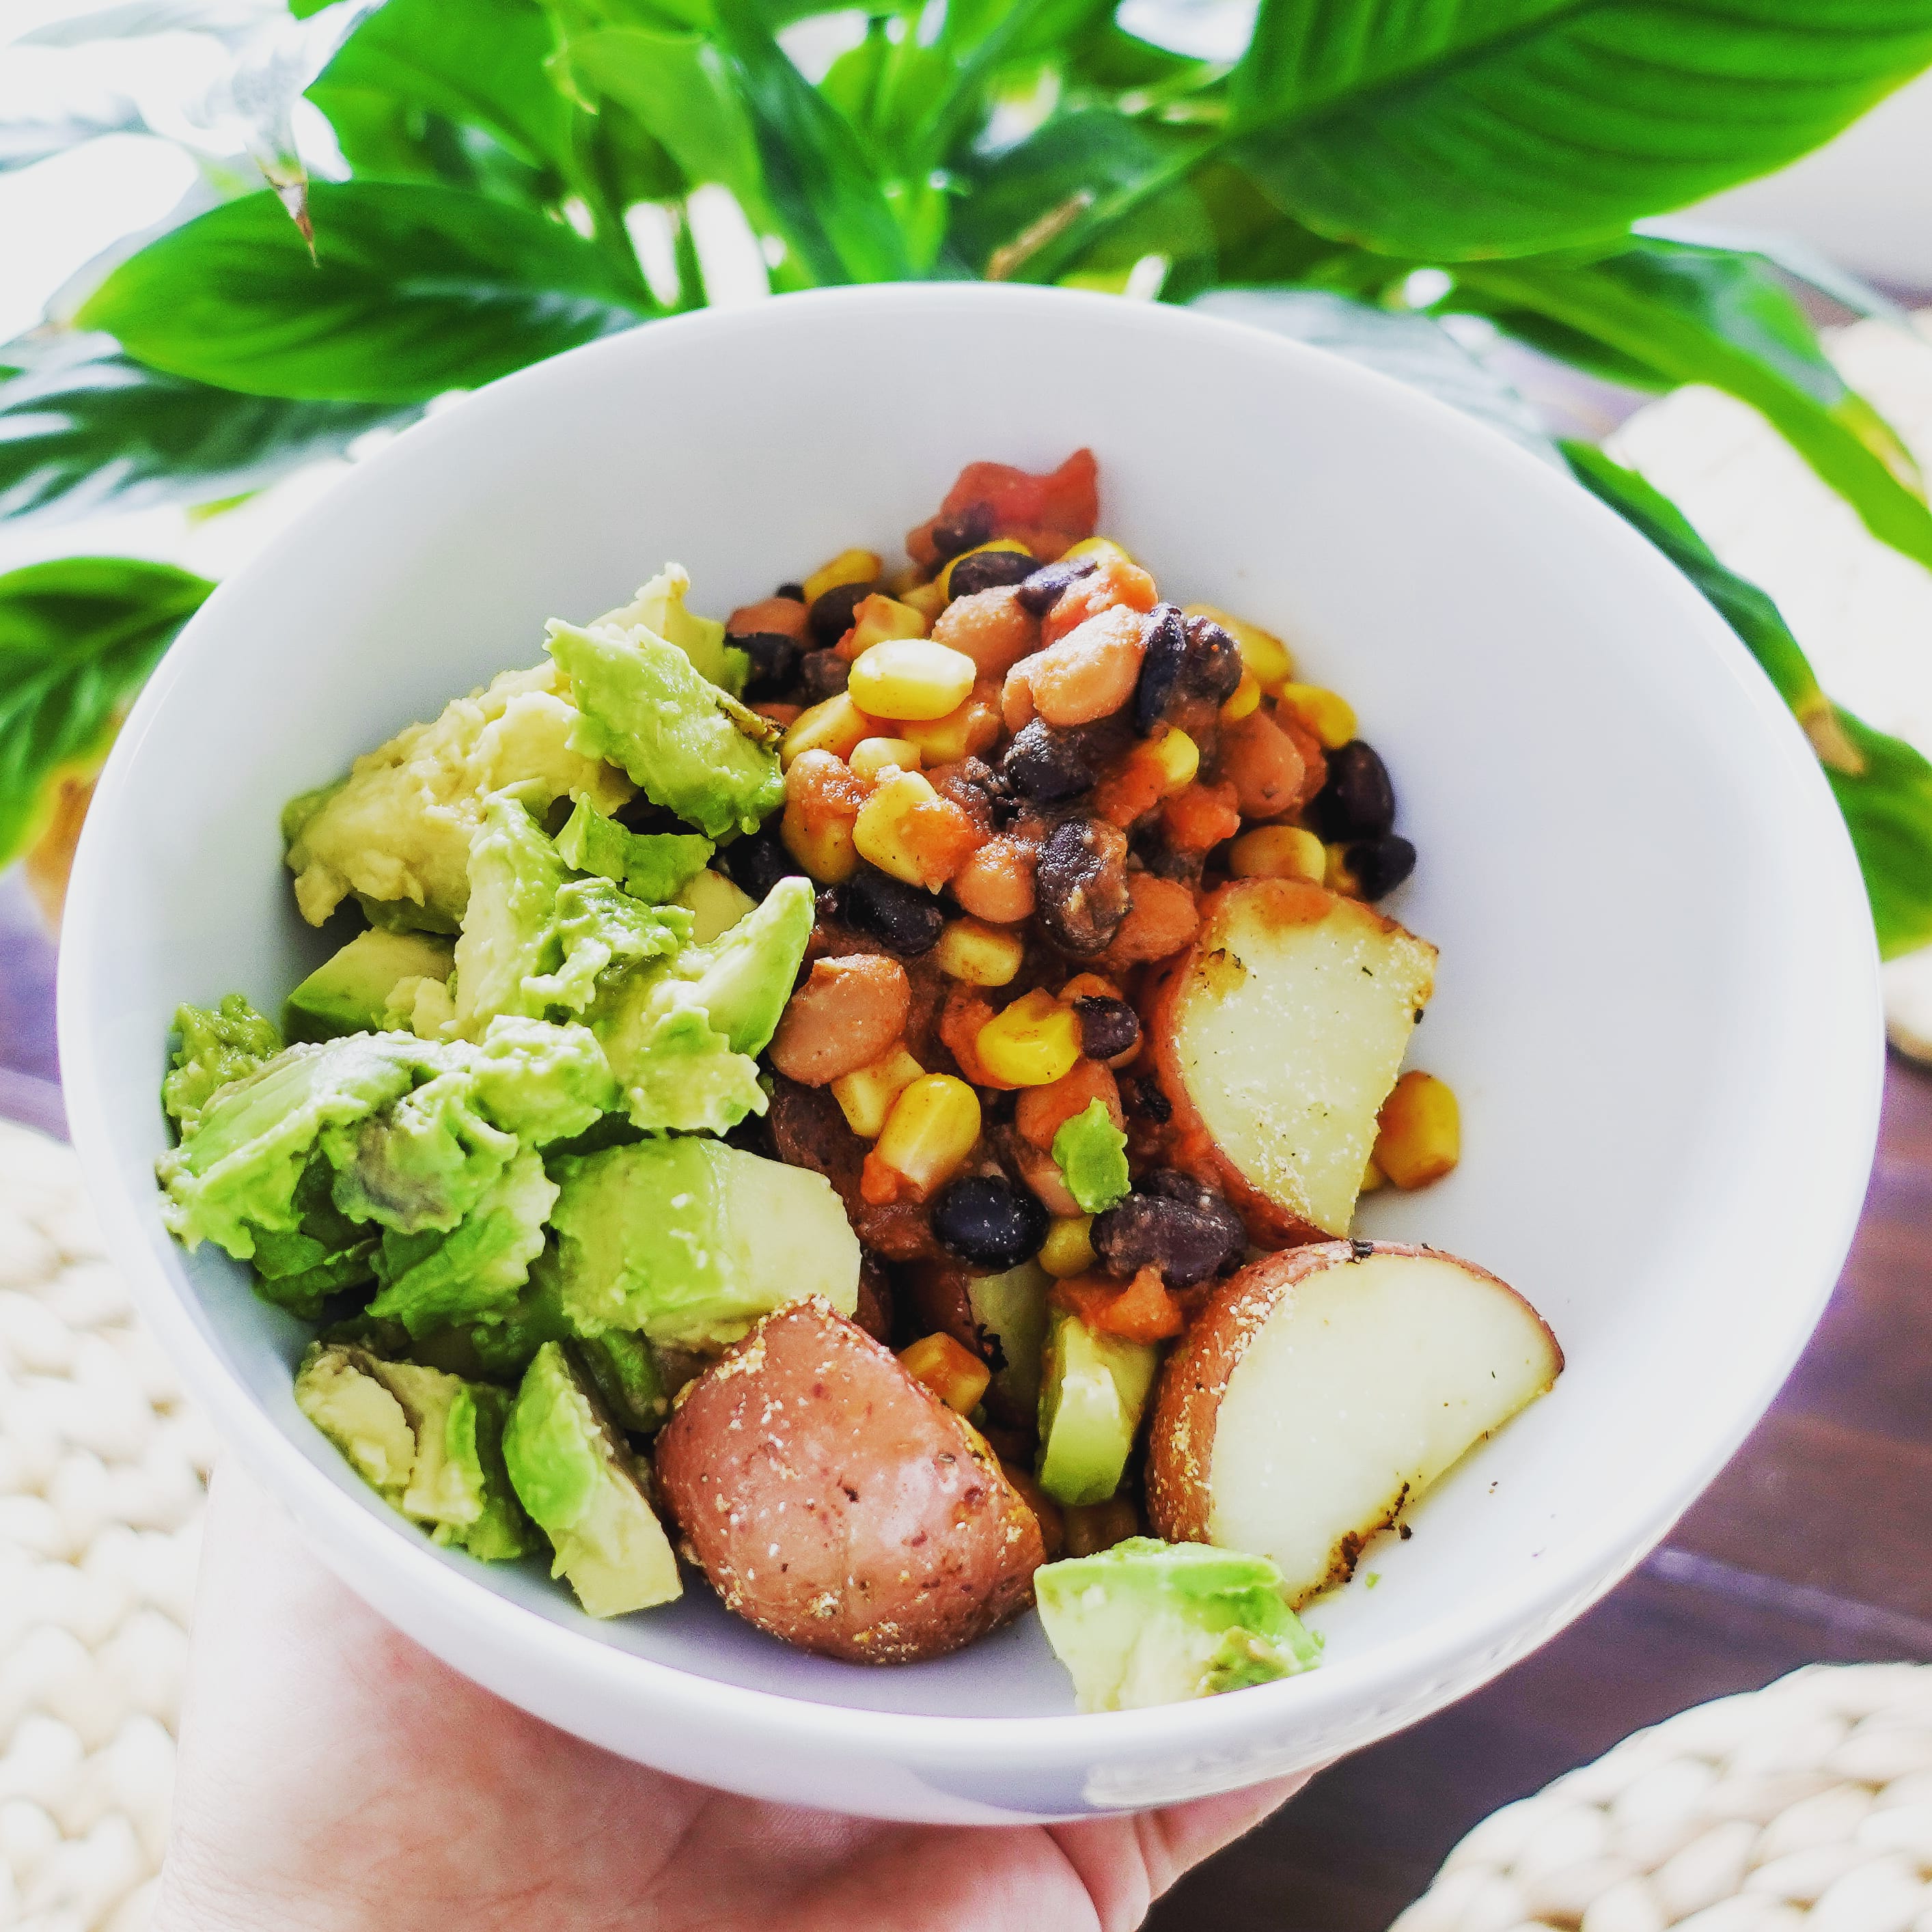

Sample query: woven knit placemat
[0,1120,212,1932]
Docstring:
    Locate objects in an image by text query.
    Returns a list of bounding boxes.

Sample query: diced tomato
[1052,1267,1184,1342]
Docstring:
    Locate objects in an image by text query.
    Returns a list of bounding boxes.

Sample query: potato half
[653,1297,1044,1662]
[1148,879,1437,1241]
[1147,1242,1562,1605]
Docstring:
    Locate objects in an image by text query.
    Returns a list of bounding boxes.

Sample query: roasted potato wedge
[654,1297,1045,1662]
[1147,1241,1561,1605]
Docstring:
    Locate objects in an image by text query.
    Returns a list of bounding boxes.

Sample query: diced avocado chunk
[1052,1101,1131,1215]
[555,798,713,903]
[546,617,784,839]
[249,1158,378,1319]
[1034,1537,1322,1712]
[502,1341,680,1616]
[295,1342,532,1560]
[1036,1310,1159,1507]
[577,1329,669,1433]
[163,994,284,1132]
[673,868,754,943]
[593,564,741,693]
[286,929,455,1043]
[544,1135,859,1349]
[965,1261,1052,1415]
[284,662,633,930]
[405,1272,579,1383]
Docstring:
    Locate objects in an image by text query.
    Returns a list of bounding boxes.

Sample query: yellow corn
[975,988,1081,1088]
[1229,825,1327,885]
[937,537,1033,601]
[850,736,922,781]
[848,638,977,721]
[897,687,1002,762]
[780,801,857,884]
[900,579,949,622]
[1061,536,1136,568]
[1324,840,1363,896]
[1275,682,1357,750]
[1038,1215,1097,1279]
[1221,668,1262,721]
[802,548,881,607]
[933,917,1025,987]
[1374,1071,1460,1189]
[874,1073,982,1199]
[831,1045,925,1139]
[1146,726,1200,794]
[1185,603,1293,687]
[781,692,874,769]
[853,769,948,889]
[846,593,929,656]
[898,1331,992,1414]
[1357,1155,1388,1196]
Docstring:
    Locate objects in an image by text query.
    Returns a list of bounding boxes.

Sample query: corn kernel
[897,686,1002,762]
[938,538,1033,601]
[1374,1071,1460,1189]
[898,1331,992,1413]
[845,593,929,657]
[1221,668,1262,721]
[933,917,1025,987]
[781,692,874,768]
[848,638,977,722]
[1146,726,1199,794]
[900,579,948,622]
[1039,1214,1097,1278]
[1275,682,1357,750]
[1324,840,1362,896]
[1229,825,1326,884]
[1358,1155,1388,1196]
[780,801,857,884]
[874,1073,982,1200]
[1061,536,1136,568]
[802,547,882,607]
[831,1045,925,1139]
[975,988,1081,1088]
[853,769,946,887]
[1185,603,1294,687]
[850,736,922,781]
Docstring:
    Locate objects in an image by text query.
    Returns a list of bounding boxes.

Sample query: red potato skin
[654,1299,1045,1663]
[1145,1242,1564,1597]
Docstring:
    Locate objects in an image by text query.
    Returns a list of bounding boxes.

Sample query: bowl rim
[59,280,1885,1764]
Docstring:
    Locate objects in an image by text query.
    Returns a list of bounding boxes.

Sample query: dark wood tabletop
[5,868,1923,1929]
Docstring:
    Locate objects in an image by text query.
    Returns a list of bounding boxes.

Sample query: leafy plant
[6,0,1932,949]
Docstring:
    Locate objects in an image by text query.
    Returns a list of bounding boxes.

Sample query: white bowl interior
[61,289,1879,1775]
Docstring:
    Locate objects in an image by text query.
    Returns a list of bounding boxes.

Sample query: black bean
[775,581,806,603]
[1092,1172,1245,1286]
[1345,834,1416,900]
[930,1174,1049,1271]
[948,549,1037,601]
[842,864,946,956]
[930,502,995,560]
[1132,605,1241,734]
[1130,823,1205,886]
[795,648,849,703]
[718,823,802,900]
[809,580,877,646]
[1034,816,1131,957]
[1074,995,1140,1062]
[736,633,801,704]
[1123,1075,1172,1125]
[1306,739,1396,842]
[612,795,686,835]
[1002,720,1096,802]
[1015,556,1098,618]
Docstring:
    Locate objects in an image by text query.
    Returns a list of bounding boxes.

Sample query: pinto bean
[950,836,1036,924]
[768,954,910,1086]
[933,587,1041,680]
[1098,873,1199,969]
[1005,604,1146,731]
[1218,708,1306,820]
[1015,1058,1123,1152]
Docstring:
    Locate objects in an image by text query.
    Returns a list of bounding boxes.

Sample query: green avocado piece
[286,929,455,1043]
[1036,1310,1159,1507]
[547,617,784,840]
[1051,1101,1131,1215]
[1034,1537,1322,1712]
[577,1329,669,1433]
[163,994,284,1133]
[593,565,741,693]
[965,1261,1052,1416]
[294,1342,533,1561]
[502,1341,681,1616]
[672,868,754,943]
[544,1135,859,1349]
[249,1158,378,1319]
[555,799,713,903]
[404,1272,579,1383]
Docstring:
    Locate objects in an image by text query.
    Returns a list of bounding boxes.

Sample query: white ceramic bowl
[59,284,1883,1823]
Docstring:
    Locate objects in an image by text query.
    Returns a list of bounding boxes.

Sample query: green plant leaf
[1451,241,1932,574]
[1226,0,1932,260]
[1567,442,1932,958]
[75,180,654,403]
[0,557,212,868]
[710,0,913,284]
[0,333,408,524]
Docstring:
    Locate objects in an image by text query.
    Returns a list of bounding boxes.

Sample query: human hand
[156,1464,1307,1932]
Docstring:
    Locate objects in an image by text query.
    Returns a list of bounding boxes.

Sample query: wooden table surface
[5,870,1923,1930]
